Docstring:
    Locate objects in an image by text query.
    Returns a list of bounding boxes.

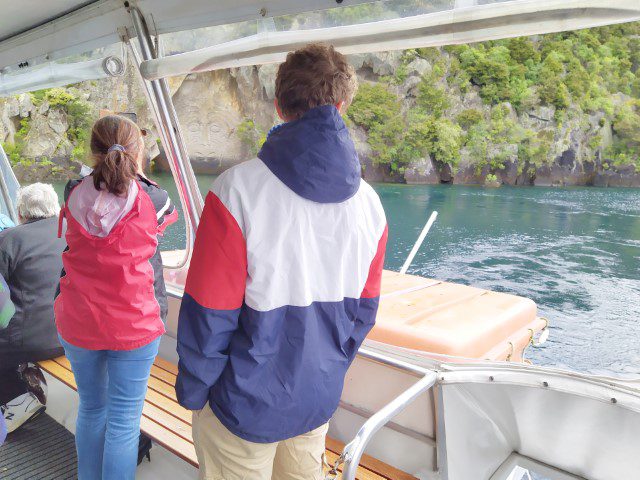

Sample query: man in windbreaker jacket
[176,43,388,480]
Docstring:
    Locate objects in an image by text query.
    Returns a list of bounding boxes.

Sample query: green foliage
[606,100,640,169]
[588,134,602,150]
[2,116,31,166]
[459,45,516,104]
[237,119,267,156]
[612,100,640,143]
[346,22,640,176]
[349,83,462,171]
[484,173,500,186]
[537,52,570,110]
[349,83,406,169]
[51,90,92,163]
[2,142,28,166]
[518,129,554,174]
[418,116,462,167]
[16,117,30,138]
[456,109,483,129]
[439,23,640,117]
[30,88,93,163]
[42,88,77,109]
[2,87,93,173]
[507,37,540,65]
[415,77,450,118]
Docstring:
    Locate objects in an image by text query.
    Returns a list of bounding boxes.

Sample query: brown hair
[90,115,141,195]
[275,43,358,120]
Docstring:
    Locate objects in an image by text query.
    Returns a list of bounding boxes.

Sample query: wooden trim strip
[153,356,179,375]
[324,449,386,480]
[326,437,418,480]
[150,364,179,386]
[139,416,198,467]
[40,359,197,465]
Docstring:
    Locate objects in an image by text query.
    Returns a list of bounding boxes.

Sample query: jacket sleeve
[349,224,388,354]
[156,191,178,235]
[175,188,247,410]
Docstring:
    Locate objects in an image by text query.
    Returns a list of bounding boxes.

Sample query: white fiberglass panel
[440,369,640,480]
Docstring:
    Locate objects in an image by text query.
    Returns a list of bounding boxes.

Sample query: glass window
[162,0,462,55]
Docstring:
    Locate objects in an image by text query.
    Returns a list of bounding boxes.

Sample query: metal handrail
[129,7,203,233]
[126,38,193,270]
[338,369,438,480]
[0,144,18,223]
[357,346,432,377]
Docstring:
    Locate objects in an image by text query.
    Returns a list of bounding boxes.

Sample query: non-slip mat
[0,412,77,479]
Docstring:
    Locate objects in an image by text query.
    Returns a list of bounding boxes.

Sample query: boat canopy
[0,43,125,97]
[1,0,640,83]
[141,0,640,80]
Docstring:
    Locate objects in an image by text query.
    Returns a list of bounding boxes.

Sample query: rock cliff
[1,24,639,187]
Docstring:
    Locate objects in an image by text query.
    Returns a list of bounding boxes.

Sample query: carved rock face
[172,70,245,167]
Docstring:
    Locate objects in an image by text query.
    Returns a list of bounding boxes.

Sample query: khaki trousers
[192,404,328,480]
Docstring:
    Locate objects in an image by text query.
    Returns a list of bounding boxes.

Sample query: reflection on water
[54,175,640,377]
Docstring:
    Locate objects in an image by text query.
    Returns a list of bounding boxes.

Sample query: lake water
[54,175,640,378]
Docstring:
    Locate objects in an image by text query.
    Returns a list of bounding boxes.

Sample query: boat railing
[329,348,439,480]
[127,5,203,270]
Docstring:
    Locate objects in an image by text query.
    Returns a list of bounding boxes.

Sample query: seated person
[0,273,15,445]
[0,183,66,432]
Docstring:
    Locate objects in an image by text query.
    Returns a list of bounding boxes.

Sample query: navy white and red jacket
[55,174,177,351]
[176,105,388,443]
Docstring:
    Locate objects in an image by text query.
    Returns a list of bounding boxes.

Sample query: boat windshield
[162,0,508,55]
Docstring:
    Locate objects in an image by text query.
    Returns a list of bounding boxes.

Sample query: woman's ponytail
[93,148,138,195]
[90,115,142,195]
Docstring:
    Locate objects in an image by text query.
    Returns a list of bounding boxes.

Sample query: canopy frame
[139,0,640,80]
[127,6,202,268]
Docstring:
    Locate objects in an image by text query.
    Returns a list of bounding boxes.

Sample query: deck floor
[40,356,416,480]
[0,413,77,479]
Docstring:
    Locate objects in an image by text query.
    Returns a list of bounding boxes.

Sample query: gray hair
[16,183,60,221]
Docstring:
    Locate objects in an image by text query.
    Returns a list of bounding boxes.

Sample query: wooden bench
[39,356,416,480]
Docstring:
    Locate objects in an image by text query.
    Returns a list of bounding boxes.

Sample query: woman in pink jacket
[55,115,177,480]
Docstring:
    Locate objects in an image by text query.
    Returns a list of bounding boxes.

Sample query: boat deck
[0,413,77,479]
[39,356,417,480]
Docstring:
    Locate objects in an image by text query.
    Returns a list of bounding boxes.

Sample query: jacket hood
[258,105,361,203]
[67,176,138,238]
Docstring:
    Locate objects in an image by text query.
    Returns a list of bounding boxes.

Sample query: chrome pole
[128,6,202,235]
[125,38,192,268]
[340,371,438,480]
[0,146,18,223]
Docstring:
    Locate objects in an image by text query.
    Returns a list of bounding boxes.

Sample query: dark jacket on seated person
[0,216,66,365]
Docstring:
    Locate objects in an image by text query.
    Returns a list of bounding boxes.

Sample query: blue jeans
[60,336,160,480]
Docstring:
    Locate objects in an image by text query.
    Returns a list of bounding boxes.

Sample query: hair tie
[107,144,125,153]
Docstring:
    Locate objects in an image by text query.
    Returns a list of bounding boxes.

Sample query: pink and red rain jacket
[55,175,177,350]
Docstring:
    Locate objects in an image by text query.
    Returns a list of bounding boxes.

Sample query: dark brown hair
[90,115,141,195]
[275,43,358,120]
